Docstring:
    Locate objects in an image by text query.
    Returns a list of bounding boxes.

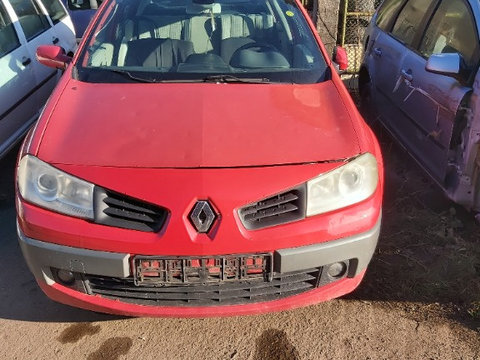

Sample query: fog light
[327,262,347,278]
[57,269,75,284]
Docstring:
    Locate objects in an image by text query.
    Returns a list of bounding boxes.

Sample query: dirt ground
[0,125,479,359]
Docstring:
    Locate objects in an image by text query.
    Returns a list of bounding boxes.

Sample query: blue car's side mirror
[425,53,462,78]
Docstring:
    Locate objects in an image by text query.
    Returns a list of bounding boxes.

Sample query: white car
[0,0,76,158]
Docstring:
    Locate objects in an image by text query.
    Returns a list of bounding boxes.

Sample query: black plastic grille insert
[94,187,168,232]
[83,267,322,306]
[238,185,306,230]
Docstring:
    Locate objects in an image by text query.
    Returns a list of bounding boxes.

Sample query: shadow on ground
[346,125,480,332]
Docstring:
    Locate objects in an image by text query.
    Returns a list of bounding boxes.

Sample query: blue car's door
[366,0,407,124]
[369,26,406,122]
[367,0,436,144]
[390,0,478,183]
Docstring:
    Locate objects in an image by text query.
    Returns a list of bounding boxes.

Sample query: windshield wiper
[108,69,159,83]
[202,74,270,83]
[102,69,270,84]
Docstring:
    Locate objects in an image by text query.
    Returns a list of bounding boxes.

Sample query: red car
[16,0,383,317]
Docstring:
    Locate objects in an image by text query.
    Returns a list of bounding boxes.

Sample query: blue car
[61,0,101,39]
[360,0,480,216]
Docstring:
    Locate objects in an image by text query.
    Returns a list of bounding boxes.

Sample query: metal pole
[341,0,349,46]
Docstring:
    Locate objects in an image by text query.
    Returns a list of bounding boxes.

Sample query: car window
[75,0,328,84]
[376,0,405,32]
[41,0,67,23]
[8,0,50,40]
[419,0,478,68]
[0,2,20,57]
[67,0,101,10]
[391,0,431,46]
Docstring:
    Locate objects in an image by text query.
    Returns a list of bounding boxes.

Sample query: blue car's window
[391,0,431,47]
[376,0,405,32]
[75,0,328,84]
[419,0,478,68]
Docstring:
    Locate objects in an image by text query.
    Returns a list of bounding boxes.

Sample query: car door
[390,0,477,183]
[368,0,436,132]
[367,0,407,112]
[8,0,60,106]
[0,0,38,156]
[39,0,76,51]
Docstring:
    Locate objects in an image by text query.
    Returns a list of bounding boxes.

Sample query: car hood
[38,79,360,168]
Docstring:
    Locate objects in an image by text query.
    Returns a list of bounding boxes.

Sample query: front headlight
[17,155,94,219]
[306,153,378,216]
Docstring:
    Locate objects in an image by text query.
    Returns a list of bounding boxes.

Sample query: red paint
[16,0,384,316]
[36,45,72,70]
[37,80,360,168]
[334,46,349,71]
[19,162,382,255]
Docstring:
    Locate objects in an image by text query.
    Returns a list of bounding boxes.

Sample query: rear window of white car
[9,0,51,40]
[41,0,68,24]
[0,2,20,57]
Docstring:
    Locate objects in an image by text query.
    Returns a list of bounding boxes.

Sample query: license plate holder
[133,254,273,286]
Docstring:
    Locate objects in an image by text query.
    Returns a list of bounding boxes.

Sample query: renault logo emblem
[189,200,217,233]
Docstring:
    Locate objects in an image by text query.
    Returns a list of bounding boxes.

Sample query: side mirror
[333,46,348,73]
[36,45,72,70]
[425,53,461,78]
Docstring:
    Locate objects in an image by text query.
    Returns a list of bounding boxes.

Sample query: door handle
[52,37,59,44]
[21,57,31,66]
[401,69,413,82]
[373,47,382,57]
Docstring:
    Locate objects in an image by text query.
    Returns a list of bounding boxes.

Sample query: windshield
[75,0,328,83]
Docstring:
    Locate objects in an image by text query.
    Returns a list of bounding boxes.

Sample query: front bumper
[18,215,381,317]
